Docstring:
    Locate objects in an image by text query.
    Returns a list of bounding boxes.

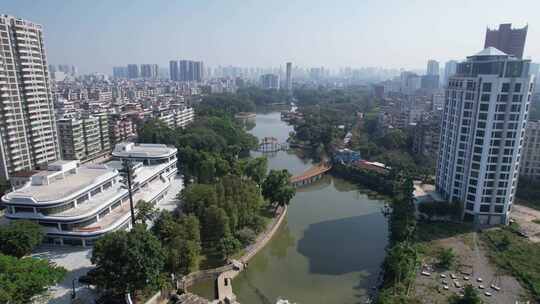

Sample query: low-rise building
[1,143,178,246]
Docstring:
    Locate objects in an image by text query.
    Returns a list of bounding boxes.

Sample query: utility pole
[121,159,136,226]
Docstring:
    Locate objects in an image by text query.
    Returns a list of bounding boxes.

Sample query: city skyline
[2,0,540,74]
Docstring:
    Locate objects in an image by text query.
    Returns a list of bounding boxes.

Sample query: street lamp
[119,158,137,226]
[71,278,76,299]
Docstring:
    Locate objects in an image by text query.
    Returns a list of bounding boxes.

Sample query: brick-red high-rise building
[484,23,528,58]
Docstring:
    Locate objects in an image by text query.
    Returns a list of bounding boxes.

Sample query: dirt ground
[413,230,530,303]
[510,204,540,242]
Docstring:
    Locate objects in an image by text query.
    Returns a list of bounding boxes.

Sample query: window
[514,83,522,92]
[480,205,490,212]
[482,83,492,92]
[481,94,491,101]
[501,83,510,92]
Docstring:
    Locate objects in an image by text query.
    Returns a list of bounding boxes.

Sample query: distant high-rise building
[0,15,60,179]
[127,64,140,79]
[173,60,204,82]
[443,60,458,86]
[285,62,293,91]
[436,47,534,225]
[112,66,128,78]
[427,60,440,76]
[193,61,204,82]
[400,71,421,93]
[140,64,159,79]
[169,61,179,81]
[484,23,528,58]
[421,75,439,90]
[260,74,280,90]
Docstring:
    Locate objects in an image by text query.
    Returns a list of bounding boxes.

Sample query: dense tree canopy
[196,94,256,117]
[138,115,257,183]
[262,169,296,208]
[91,225,165,295]
[0,220,44,258]
[153,211,201,275]
[180,175,266,256]
[134,200,158,228]
[0,253,66,304]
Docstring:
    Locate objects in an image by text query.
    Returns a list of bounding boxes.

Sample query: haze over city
[3,0,540,73]
[3,1,540,304]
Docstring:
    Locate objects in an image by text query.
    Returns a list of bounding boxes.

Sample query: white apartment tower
[0,15,59,180]
[436,47,534,225]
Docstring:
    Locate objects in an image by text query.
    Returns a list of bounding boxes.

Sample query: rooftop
[473,47,508,57]
[112,142,177,158]
[4,164,117,204]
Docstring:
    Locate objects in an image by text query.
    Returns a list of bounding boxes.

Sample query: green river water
[191,111,389,304]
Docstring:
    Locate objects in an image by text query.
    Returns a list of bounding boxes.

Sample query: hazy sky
[3,0,539,74]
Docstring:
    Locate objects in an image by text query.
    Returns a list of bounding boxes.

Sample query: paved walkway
[214,206,288,302]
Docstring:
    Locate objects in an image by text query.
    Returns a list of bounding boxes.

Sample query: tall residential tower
[436,47,534,225]
[0,15,60,180]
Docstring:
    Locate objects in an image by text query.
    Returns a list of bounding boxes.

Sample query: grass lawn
[416,221,475,242]
[480,227,540,301]
[415,221,474,270]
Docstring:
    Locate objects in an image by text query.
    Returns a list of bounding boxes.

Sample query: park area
[412,222,532,303]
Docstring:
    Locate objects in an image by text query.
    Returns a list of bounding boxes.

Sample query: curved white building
[1,143,178,246]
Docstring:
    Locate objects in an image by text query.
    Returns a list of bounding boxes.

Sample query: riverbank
[216,205,288,301]
[231,111,388,303]
[183,205,288,302]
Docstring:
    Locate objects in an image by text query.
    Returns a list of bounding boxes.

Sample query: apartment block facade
[0,15,59,180]
[57,114,111,162]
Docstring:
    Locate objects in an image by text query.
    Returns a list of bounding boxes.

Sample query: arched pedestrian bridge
[257,136,289,153]
[290,163,332,187]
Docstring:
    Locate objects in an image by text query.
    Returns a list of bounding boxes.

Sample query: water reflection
[231,112,388,304]
[297,213,387,276]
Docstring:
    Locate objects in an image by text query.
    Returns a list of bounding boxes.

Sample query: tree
[243,157,268,185]
[91,225,165,295]
[450,285,483,304]
[236,227,257,246]
[218,235,241,260]
[0,177,9,199]
[134,200,158,227]
[0,220,44,258]
[202,205,230,248]
[262,169,296,209]
[0,253,66,304]
[389,178,416,244]
[383,242,419,287]
[437,248,455,269]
